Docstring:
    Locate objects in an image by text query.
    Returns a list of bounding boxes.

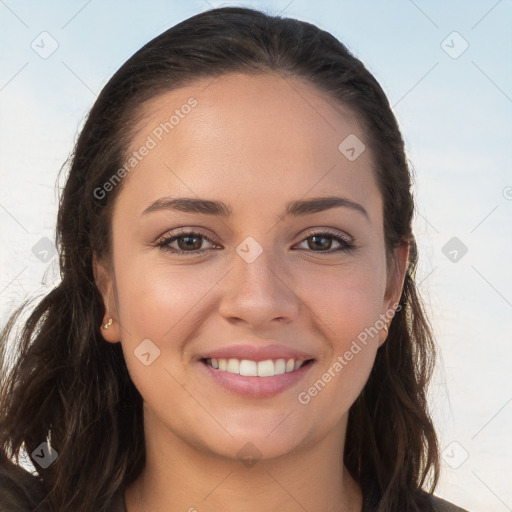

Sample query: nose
[217,244,301,329]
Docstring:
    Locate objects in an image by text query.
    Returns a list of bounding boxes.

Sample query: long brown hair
[0,7,439,511]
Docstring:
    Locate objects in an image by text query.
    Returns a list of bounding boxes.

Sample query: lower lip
[200,360,315,399]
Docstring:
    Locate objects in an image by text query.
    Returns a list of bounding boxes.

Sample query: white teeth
[206,357,308,377]
[257,359,275,377]
[274,359,286,375]
[227,358,240,374]
[239,359,257,377]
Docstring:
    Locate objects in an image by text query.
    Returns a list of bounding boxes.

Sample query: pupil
[310,235,330,250]
[179,235,201,251]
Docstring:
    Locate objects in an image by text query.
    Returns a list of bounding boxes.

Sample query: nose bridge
[237,240,279,291]
[217,236,299,324]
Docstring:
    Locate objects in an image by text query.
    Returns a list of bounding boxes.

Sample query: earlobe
[102,318,113,330]
[92,253,121,343]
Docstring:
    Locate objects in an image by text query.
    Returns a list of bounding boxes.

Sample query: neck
[125,406,362,512]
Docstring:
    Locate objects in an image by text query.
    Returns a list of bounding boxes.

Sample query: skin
[94,72,409,512]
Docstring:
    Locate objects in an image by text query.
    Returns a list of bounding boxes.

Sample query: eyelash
[155,229,356,256]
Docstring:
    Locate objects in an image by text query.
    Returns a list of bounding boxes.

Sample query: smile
[200,357,315,398]
[204,357,310,377]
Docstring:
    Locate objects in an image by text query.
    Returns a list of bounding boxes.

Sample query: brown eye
[176,234,203,251]
[308,235,333,251]
[156,231,217,255]
[295,231,356,253]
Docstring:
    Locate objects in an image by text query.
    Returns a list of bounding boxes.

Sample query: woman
[0,6,469,512]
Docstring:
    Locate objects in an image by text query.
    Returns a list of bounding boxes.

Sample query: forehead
[133,72,366,158]
[116,72,381,221]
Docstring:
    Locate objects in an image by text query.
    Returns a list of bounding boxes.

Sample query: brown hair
[0,6,439,511]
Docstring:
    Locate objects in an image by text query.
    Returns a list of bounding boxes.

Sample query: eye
[155,228,356,256]
[155,230,219,255]
[294,230,356,253]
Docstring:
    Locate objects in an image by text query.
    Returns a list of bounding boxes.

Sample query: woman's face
[96,72,407,462]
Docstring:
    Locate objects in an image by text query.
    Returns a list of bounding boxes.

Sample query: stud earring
[102,318,113,330]
[383,321,390,332]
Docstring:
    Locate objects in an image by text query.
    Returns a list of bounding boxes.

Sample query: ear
[92,252,121,343]
[378,242,410,347]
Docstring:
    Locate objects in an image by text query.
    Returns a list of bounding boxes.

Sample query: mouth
[199,357,316,398]
[201,357,315,377]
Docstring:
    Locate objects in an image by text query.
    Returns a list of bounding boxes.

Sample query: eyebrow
[141,195,369,221]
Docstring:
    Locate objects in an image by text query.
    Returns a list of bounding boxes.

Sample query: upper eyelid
[157,230,216,244]
[300,227,353,241]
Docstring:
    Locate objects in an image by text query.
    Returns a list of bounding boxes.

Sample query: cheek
[297,256,387,343]
[113,259,220,410]
[113,253,224,353]
[116,263,216,339]
[292,256,386,399]
[291,261,385,431]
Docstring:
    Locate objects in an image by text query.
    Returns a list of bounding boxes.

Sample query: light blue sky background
[1,1,511,510]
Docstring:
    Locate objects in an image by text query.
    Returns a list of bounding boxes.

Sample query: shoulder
[0,459,47,512]
[363,489,471,512]
[430,494,470,512]
[0,456,126,512]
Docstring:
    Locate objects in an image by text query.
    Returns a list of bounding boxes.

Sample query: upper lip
[200,342,315,362]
